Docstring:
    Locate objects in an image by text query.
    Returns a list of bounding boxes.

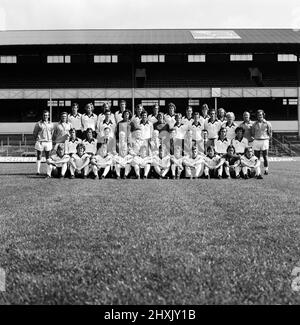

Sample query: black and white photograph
[0,0,300,308]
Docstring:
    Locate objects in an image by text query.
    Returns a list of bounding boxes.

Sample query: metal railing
[271,135,296,156]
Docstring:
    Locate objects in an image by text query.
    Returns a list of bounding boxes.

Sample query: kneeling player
[90,144,113,179]
[170,146,184,179]
[241,147,263,179]
[152,145,171,179]
[183,146,204,179]
[114,143,133,179]
[203,146,224,179]
[69,143,90,179]
[46,144,70,178]
[132,146,152,179]
[222,145,241,179]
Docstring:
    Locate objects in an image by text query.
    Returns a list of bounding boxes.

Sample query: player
[116,110,132,143]
[164,102,176,128]
[203,146,224,179]
[148,104,160,124]
[139,111,153,142]
[90,144,113,179]
[214,127,230,155]
[82,128,97,157]
[149,130,161,157]
[129,128,147,157]
[173,113,188,144]
[183,129,194,158]
[204,109,222,146]
[251,110,272,175]
[131,103,144,127]
[231,127,249,156]
[152,145,171,179]
[33,110,54,175]
[191,111,204,144]
[46,144,70,179]
[222,112,238,141]
[197,129,212,155]
[183,146,204,179]
[81,103,98,138]
[132,146,152,179]
[241,147,263,179]
[64,128,82,157]
[182,106,194,126]
[114,142,133,179]
[68,103,82,139]
[217,107,226,123]
[239,111,254,144]
[69,143,90,179]
[53,111,72,145]
[200,103,210,124]
[115,100,127,124]
[170,146,184,179]
[96,109,116,149]
[222,145,241,179]
[153,112,170,140]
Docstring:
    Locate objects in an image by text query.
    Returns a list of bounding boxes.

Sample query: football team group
[32,101,272,180]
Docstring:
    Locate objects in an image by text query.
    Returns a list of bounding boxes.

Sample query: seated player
[46,144,70,179]
[64,128,82,157]
[114,142,133,179]
[90,144,113,179]
[132,146,152,179]
[203,146,224,179]
[82,127,97,157]
[152,145,171,179]
[183,146,204,179]
[170,146,184,180]
[231,126,249,156]
[69,143,90,179]
[222,145,241,179]
[149,130,161,157]
[240,147,263,179]
[214,127,230,155]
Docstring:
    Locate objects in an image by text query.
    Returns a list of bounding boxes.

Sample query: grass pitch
[0,162,299,305]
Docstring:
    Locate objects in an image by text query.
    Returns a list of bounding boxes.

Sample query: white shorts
[35,141,53,152]
[253,139,269,151]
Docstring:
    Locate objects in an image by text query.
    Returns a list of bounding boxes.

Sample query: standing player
[200,104,210,125]
[68,103,82,139]
[53,111,72,145]
[139,111,153,144]
[204,109,222,146]
[149,130,161,157]
[251,110,272,175]
[116,110,132,144]
[191,112,204,145]
[81,103,98,138]
[239,111,254,144]
[148,104,160,124]
[33,110,54,175]
[69,143,90,179]
[115,100,127,124]
[241,147,263,179]
[46,144,70,179]
[96,109,116,149]
[164,102,177,128]
[217,107,226,123]
[182,106,194,126]
[222,112,238,142]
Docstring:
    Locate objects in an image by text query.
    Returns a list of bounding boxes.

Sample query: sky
[0,0,299,30]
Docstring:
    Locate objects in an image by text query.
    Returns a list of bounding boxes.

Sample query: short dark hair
[76,143,85,151]
[235,126,245,134]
